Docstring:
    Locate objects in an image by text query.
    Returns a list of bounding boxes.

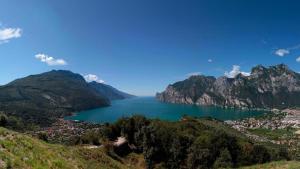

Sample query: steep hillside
[89,81,135,100]
[157,64,300,109]
[0,70,110,126]
[0,127,140,169]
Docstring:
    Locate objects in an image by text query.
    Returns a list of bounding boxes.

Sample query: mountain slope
[0,127,136,169]
[240,161,300,169]
[89,81,135,100]
[0,70,110,126]
[157,64,300,109]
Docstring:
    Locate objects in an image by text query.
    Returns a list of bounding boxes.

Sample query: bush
[251,145,271,164]
[213,148,233,169]
[0,112,8,127]
[37,132,48,142]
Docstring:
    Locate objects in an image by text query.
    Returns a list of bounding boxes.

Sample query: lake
[66,97,268,123]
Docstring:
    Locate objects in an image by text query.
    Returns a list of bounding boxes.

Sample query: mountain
[0,70,110,126]
[89,81,135,100]
[157,64,300,109]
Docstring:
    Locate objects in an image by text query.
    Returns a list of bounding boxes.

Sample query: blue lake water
[66,97,268,123]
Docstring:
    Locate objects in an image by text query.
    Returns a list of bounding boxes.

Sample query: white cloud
[225,65,250,78]
[84,74,105,83]
[187,72,202,77]
[274,49,289,57]
[274,44,300,57]
[0,27,22,44]
[208,59,213,63]
[35,53,67,66]
[296,56,300,63]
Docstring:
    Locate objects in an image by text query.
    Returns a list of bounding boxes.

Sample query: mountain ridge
[0,70,133,126]
[157,64,300,109]
[88,81,135,100]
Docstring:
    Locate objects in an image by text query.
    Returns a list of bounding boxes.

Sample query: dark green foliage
[81,130,101,145]
[68,135,82,145]
[99,116,286,169]
[37,132,48,142]
[6,116,25,131]
[0,112,38,131]
[251,145,271,164]
[213,148,233,169]
[278,147,290,160]
[0,112,8,127]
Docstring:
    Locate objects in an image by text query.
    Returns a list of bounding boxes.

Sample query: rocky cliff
[157,64,300,109]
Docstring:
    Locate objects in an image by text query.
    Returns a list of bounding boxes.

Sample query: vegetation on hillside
[0,115,298,169]
[239,160,300,169]
[0,70,110,127]
[0,127,143,169]
[75,116,291,169]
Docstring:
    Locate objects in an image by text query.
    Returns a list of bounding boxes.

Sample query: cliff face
[157,64,300,109]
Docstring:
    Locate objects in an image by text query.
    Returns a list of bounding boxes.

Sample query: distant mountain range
[157,64,300,109]
[88,81,135,100]
[0,70,134,126]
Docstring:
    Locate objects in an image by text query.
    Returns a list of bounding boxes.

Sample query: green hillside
[0,127,140,169]
[240,161,300,169]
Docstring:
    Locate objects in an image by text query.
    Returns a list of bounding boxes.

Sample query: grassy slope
[240,161,300,169]
[0,123,299,169]
[0,127,139,169]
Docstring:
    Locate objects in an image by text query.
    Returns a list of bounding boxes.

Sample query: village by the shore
[226,108,300,160]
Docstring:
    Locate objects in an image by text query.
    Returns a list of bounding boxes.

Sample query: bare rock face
[156,86,194,104]
[156,64,300,109]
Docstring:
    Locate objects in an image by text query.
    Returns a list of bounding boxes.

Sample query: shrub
[0,112,8,127]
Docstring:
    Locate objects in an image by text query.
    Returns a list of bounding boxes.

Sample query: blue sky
[0,0,300,96]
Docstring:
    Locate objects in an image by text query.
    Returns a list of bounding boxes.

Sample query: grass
[240,161,300,169]
[247,128,296,140]
[0,127,138,169]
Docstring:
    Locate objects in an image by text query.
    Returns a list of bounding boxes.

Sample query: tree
[0,112,8,127]
[251,145,271,164]
[37,132,48,142]
[187,148,211,169]
[213,148,233,169]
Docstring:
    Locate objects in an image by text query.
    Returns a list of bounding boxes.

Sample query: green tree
[187,148,211,169]
[0,112,8,127]
[213,148,233,169]
[251,145,271,164]
[37,132,48,142]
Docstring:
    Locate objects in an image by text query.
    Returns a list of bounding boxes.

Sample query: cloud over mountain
[225,65,250,78]
[84,74,105,83]
[35,53,67,66]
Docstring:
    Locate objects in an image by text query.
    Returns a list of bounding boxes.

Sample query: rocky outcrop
[157,64,300,109]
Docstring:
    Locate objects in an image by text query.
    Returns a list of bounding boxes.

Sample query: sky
[0,0,300,96]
